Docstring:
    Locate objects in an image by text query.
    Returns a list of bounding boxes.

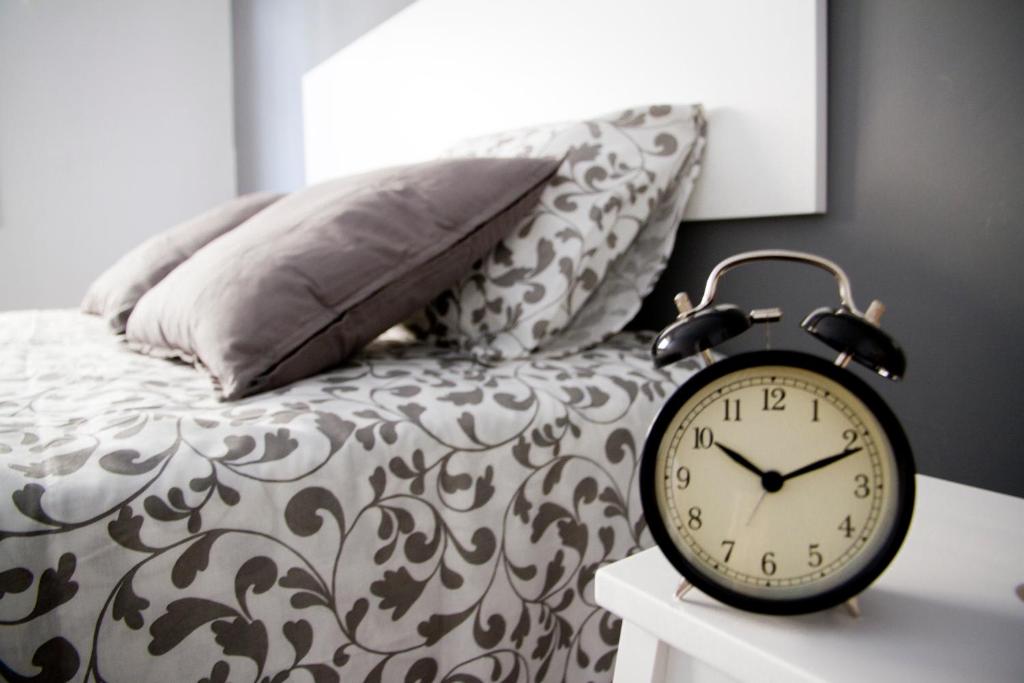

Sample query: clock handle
[686,250,862,317]
[659,250,906,380]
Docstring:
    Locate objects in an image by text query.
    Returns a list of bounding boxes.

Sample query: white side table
[596,475,1024,682]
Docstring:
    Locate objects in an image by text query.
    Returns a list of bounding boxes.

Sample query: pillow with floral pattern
[407,104,706,361]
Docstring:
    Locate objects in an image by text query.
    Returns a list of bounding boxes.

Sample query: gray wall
[636,0,1024,497]
[233,0,1024,497]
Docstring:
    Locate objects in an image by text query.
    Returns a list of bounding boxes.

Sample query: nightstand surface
[596,475,1024,682]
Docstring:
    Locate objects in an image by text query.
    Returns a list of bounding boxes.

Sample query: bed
[0,310,698,681]
[0,2,826,681]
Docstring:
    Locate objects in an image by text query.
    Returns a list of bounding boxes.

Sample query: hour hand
[782,447,863,482]
[715,442,766,477]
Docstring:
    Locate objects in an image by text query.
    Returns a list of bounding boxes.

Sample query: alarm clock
[640,250,915,615]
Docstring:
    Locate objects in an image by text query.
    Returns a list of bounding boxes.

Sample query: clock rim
[640,349,916,615]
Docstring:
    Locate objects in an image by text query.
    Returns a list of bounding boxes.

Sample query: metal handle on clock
[661,249,905,379]
[682,250,863,319]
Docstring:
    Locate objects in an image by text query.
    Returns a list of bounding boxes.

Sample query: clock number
[723,398,741,422]
[761,551,777,576]
[843,429,859,449]
[854,474,870,499]
[675,466,691,490]
[838,515,854,539]
[721,540,736,563]
[808,543,823,568]
[687,506,703,530]
[811,398,820,422]
[762,387,786,411]
[692,427,714,449]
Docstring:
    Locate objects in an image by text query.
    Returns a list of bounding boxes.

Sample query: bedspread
[0,311,697,682]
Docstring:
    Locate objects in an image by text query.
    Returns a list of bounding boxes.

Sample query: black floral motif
[0,637,80,683]
[0,310,699,681]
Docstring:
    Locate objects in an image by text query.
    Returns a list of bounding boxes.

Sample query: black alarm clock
[640,250,915,615]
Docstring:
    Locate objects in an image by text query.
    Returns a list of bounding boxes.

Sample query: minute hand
[782,447,863,482]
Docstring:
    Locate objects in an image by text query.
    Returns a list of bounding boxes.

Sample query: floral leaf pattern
[0,310,700,681]
[408,104,706,362]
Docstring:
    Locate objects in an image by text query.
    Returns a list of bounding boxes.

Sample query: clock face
[641,351,914,614]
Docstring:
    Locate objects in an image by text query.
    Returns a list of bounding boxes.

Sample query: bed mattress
[0,310,698,682]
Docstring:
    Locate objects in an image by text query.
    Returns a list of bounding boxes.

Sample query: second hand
[746,490,768,525]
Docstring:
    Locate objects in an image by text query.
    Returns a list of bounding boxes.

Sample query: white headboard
[303,0,826,221]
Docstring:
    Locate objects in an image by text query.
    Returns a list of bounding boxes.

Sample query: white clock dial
[650,360,905,604]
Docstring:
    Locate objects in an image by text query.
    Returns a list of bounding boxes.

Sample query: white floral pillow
[407,104,706,361]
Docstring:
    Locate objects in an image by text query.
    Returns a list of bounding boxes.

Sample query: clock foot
[674,579,694,602]
[843,596,861,618]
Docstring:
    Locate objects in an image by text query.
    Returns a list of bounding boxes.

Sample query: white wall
[0,0,236,311]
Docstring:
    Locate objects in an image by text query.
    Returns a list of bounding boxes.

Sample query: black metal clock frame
[640,350,916,615]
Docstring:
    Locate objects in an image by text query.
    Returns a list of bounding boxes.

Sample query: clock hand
[715,442,766,478]
[782,447,863,482]
[745,490,768,525]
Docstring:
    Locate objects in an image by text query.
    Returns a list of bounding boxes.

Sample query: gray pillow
[125,157,559,399]
[81,192,283,332]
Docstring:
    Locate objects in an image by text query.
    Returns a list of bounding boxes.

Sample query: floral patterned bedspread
[0,310,697,683]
